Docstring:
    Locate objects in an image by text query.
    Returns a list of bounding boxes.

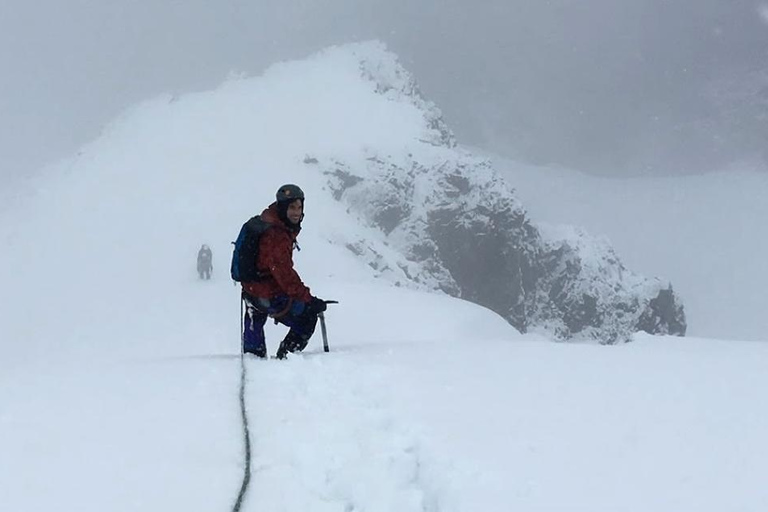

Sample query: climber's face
[286,199,303,225]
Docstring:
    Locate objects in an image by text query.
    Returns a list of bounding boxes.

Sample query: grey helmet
[276,184,305,203]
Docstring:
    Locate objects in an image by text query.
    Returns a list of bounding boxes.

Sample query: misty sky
[2,0,767,180]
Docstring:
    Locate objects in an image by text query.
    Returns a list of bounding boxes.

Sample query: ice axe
[318,300,338,353]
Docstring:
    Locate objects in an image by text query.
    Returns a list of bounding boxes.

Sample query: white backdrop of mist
[2,0,768,182]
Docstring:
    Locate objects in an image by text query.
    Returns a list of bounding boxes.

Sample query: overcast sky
[2,0,767,181]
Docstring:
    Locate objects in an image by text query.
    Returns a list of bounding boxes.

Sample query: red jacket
[242,204,312,303]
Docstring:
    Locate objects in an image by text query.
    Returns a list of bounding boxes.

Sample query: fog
[2,0,767,180]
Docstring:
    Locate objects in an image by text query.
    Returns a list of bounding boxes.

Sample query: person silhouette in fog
[197,244,213,280]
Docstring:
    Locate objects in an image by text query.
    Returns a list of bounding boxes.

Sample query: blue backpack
[230,215,272,282]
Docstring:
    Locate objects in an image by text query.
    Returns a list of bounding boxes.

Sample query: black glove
[308,296,327,314]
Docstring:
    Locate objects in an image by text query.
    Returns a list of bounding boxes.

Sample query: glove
[308,296,327,314]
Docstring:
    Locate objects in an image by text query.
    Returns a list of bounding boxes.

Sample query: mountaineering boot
[275,331,305,359]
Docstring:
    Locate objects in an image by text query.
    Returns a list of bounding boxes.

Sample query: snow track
[243,353,448,512]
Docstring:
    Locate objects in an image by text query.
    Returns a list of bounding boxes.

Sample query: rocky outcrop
[315,149,686,343]
[308,42,686,343]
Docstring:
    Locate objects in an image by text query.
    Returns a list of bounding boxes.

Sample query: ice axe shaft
[318,300,337,353]
[319,312,329,352]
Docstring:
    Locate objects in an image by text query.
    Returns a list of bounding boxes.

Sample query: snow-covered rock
[309,42,686,343]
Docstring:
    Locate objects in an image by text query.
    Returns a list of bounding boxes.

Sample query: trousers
[241,292,318,355]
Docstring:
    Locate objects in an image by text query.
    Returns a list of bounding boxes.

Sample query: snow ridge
[303,43,686,342]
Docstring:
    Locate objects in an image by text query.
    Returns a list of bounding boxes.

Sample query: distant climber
[197,244,213,280]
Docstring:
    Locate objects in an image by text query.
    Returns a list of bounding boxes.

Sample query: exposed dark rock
[322,151,686,343]
[636,287,687,336]
[316,43,686,342]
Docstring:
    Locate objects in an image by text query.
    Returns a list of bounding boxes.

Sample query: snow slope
[2,41,767,511]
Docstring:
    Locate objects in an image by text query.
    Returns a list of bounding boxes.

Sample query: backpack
[230,215,273,282]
